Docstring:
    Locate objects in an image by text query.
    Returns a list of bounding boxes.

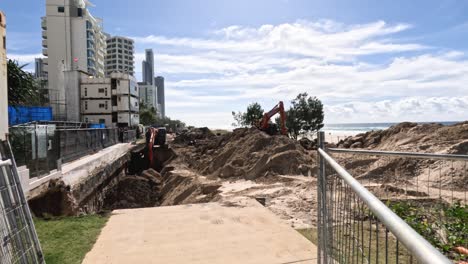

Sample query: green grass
[34,215,109,264]
[297,228,318,245]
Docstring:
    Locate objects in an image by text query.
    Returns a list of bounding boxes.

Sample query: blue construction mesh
[8,106,53,125]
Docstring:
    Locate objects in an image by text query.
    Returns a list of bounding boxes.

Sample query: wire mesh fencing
[0,139,44,264]
[56,128,119,163]
[327,148,468,262]
[317,132,453,264]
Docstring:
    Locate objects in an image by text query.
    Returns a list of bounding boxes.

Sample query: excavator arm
[259,101,287,135]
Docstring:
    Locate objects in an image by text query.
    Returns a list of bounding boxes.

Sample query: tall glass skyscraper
[142,49,154,85]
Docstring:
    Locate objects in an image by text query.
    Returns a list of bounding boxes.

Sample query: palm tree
[7,59,45,106]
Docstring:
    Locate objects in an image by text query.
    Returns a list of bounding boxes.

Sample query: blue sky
[3,0,468,128]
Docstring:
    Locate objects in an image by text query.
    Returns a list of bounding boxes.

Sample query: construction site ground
[83,199,317,264]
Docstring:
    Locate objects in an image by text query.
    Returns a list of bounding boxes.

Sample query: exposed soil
[174,127,316,180]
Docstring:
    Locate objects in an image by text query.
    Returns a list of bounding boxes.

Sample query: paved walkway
[83,199,317,264]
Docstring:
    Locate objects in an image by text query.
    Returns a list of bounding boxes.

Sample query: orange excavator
[258,101,287,135]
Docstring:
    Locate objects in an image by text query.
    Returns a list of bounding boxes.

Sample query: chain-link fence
[57,128,119,163]
[317,132,453,264]
[0,139,44,264]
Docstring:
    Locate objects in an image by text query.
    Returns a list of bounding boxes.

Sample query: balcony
[42,31,47,39]
[41,17,47,29]
[42,39,47,48]
[42,48,48,56]
[43,58,48,65]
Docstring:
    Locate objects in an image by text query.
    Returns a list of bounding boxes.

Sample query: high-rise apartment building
[34,58,47,79]
[155,76,165,118]
[142,49,154,85]
[0,11,7,140]
[105,36,135,76]
[42,0,106,120]
[34,58,49,104]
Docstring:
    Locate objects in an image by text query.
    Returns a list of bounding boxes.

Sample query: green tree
[285,93,324,139]
[140,109,157,126]
[7,59,45,106]
[231,102,264,127]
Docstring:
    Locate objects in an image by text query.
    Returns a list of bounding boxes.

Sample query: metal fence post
[317,131,328,264]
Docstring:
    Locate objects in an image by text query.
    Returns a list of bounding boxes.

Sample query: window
[77,8,83,17]
[84,87,87,96]
[105,88,108,96]
[99,119,105,124]
[58,6,65,13]
[85,117,89,122]
[84,101,88,110]
[105,101,108,110]
[135,101,138,107]
[98,88,105,93]
[99,103,105,108]
[3,36,5,49]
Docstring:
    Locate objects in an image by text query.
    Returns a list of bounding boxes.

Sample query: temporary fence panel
[0,139,44,264]
[9,125,58,178]
[317,131,453,264]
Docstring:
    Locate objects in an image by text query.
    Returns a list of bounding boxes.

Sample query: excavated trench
[28,146,221,217]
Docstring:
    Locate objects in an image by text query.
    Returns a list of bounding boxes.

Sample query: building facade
[42,0,106,120]
[0,11,7,140]
[80,72,139,127]
[155,76,165,118]
[105,36,134,76]
[142,49,154,85]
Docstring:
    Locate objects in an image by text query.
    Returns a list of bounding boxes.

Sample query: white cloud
[11,20,468,128]
[130,20,468,127]
[326,97,468,123]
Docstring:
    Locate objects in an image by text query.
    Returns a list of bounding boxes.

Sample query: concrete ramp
[83,199,317,264]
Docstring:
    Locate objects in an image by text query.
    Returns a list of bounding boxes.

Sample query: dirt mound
[335,122,468,191]
[177,127,315,180]
[173,127,215,145]
[103,169,163,210]
[337,122,468,153]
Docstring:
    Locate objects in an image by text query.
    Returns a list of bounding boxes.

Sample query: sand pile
[173,127,215,145]
[337,122,468,153]
[336,122,468,190]
[178,127,315,180]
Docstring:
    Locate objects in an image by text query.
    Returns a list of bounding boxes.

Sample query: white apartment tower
[105,36,135,76]
[0,11,7,140]
[42,0,106,120]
